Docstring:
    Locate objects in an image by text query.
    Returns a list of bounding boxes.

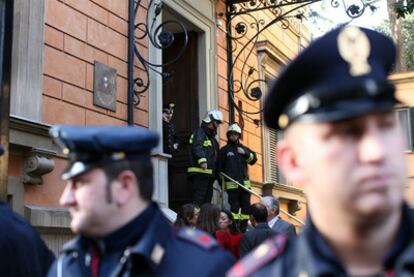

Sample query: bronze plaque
[93,61,117,111]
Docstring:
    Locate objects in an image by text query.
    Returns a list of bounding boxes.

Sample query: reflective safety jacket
[188,125,220,177]
[218,142,257,190]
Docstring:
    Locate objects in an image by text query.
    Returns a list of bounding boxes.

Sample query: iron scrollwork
[224,0,379,125]
[133,0,188,106]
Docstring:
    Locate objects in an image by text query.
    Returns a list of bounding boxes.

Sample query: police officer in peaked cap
[227,25,414,277]
[47,125,234,277]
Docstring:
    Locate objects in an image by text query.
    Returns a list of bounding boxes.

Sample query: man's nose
[358,125,386,164]
[59,182,76,207]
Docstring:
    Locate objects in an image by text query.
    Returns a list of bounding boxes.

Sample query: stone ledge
[24,205,71,229]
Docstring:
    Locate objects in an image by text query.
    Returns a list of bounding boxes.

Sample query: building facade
[3,0,412,254]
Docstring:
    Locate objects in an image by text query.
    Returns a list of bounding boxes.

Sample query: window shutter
[409,107,414,151]
[268,129,278,182]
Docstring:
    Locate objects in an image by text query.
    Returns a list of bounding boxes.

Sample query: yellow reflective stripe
[225,181,238,190]
[243,180,251,189]
[189,134,194,144]
[198,158,207,164]
[246,153,254,163]
[225,180,251,189]
[231,212,250,220]
[187,167,213,175]
[203,139,212,147]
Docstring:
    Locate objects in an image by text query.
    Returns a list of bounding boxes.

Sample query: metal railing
[220,173,305,226]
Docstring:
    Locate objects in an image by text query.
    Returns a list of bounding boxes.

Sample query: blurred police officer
[47,126,234,277]
[162,103,179,155]
[227,25,414,276]
[188,110,223,206]
[0,146,55,276]
[219,124,257,232]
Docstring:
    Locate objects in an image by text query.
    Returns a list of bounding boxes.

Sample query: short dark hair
[250,203,268,223]
[175,203,199,227]
[101,158,154,201]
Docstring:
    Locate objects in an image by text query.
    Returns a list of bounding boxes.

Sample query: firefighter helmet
[227,124,242,134]
[202,110,224,124]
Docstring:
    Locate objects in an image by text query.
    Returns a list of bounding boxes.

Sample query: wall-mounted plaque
[93,61,117,111]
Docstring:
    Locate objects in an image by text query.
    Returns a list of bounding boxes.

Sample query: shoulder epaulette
[226,234,287,277]
[175,227,218,250]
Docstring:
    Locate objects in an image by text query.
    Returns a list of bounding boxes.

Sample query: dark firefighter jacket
[48,202,234,277]
[218,142,257,190]
[227,203,414,277]
[188,125,220,177]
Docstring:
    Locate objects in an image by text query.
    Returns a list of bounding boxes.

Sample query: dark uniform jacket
[188,125,220,177]
[239,223,278,258]
[227,204,414,277]
[162,120,178,155]
[0,201,55,276]
[48,202,234,277]
[218,142,257,190]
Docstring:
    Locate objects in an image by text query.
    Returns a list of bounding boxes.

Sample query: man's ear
[113,170,138,206]
[277,139,305,184]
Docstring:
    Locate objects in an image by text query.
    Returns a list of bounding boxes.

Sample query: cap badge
[278,114,289,129]
[337,26,371,76]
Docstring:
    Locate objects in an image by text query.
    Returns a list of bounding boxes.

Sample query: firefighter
[219,123,257,232]
[188,109,223,206]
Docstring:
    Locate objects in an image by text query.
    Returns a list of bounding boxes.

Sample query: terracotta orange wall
[8,153,23,177]
[43,0,149,128]
[7,152,66,208]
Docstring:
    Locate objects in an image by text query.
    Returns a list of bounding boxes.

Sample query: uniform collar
[383,203,414,269]
[297,216,345,277]
[61,202,164,256]
[102,202,156,251]
[127,203,172,270]
[297,203,414,277]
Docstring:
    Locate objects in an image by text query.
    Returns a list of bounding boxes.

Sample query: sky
[308,0,389,37]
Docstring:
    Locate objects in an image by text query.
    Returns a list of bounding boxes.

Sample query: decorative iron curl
[133,0,188,106]
[227,12,266,118]
[226,0,377,123]
[226,0,321,123]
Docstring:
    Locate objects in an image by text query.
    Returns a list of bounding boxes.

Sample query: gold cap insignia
[337,26,371,76]
[278,114,289,129]
[111,152,126,160]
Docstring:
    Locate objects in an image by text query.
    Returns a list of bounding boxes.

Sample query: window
[396,107,413,151]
